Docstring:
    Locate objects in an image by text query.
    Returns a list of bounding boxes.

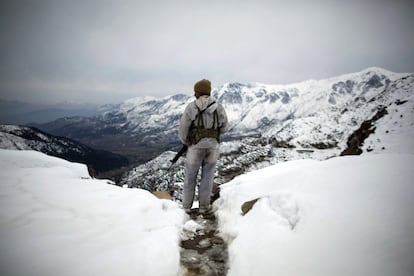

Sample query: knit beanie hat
[194,79,211,96]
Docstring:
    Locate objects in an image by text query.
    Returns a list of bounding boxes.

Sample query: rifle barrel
[170,145,188,164]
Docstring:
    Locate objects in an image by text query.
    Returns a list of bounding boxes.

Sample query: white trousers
[182,146,219,210]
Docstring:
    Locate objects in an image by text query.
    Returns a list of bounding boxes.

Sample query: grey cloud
[0,0,413,104]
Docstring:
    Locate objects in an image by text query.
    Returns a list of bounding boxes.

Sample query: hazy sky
[1,0,413,105]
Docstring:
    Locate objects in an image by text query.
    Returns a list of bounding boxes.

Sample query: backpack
[186,102,220,145]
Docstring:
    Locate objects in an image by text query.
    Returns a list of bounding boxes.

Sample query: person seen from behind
[179,79,229,216]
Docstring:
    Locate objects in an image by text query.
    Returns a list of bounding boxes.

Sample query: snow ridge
[110,67,412,149]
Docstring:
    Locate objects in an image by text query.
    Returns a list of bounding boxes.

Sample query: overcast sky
[1,0,413,105]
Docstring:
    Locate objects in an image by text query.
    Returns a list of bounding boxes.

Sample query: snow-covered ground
[215,154,414,276]
[214,100,414,276]
[2,149,413,276]
[0,149,185,276]
[362,101,414,155]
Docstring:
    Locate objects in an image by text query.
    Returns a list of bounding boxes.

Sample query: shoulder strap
[200,101,216,114]
[193,101,216,128]
[213,109,219,129]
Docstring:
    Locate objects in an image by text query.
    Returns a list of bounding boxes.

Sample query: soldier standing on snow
[179,79,228,215]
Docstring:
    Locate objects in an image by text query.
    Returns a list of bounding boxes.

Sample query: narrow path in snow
[180,209,229,276]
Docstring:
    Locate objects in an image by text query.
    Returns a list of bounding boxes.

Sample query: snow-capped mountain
[120,67,413,194]
[33,67,412,155]
[213,67,411,148]
[0,125,129,175]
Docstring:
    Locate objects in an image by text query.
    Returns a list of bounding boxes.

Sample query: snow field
[1,150,414,276]
[215,154,414,276]
[0,149,185,276]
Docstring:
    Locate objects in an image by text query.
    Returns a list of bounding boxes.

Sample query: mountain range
[30,67,413,161]
[114,67,413,193]
[2,67,412,185]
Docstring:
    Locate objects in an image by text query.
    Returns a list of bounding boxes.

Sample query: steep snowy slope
[0,125,128,174]
[361,83,414,154]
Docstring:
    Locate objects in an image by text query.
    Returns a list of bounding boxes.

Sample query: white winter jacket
[179,95,229,148]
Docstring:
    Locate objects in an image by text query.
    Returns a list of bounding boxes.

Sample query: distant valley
[0,125,129,178]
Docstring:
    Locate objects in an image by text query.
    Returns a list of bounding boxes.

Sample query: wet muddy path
[180,209,228,276]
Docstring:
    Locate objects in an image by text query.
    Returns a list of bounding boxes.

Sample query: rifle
[170,144,188,166]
